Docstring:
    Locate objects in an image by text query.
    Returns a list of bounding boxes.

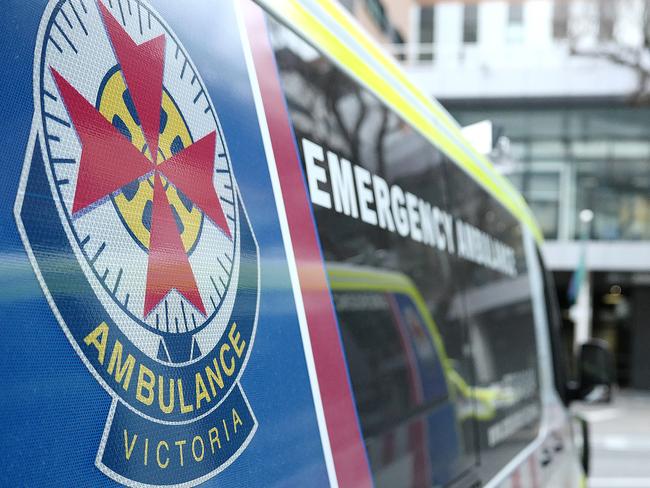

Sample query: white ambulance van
[0,0,611,487]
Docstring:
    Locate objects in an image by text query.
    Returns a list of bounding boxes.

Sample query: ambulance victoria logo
[15,0,259,485]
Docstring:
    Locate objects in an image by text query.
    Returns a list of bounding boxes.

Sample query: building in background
[341,0,650,388]
[338,0,413,46]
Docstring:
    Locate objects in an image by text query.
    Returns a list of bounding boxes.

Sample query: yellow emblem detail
[98,69,203,252]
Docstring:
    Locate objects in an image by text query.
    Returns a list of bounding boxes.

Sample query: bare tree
[569,0,650,104]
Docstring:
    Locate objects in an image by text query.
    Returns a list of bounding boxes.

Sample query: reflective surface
[453,106,650,241]
[270,17,541,486]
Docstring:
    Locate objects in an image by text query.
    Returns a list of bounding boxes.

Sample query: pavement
[573,390,650,488]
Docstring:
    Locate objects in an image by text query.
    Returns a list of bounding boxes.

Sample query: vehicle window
[393,293,448,404]
[266,16,478,487]
[267,12,542,486]
[333,289,463,487]
[445,162,542,480]
[332,291,414,437]
[537,248,570,403]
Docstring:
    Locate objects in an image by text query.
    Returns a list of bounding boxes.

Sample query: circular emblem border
[14,1,260,486]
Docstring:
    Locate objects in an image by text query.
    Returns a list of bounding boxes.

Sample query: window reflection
[452,106,650,241]
[269,15,542,486]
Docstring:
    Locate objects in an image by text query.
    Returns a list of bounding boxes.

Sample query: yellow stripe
[316,0,462,134]
[257,0,542,242]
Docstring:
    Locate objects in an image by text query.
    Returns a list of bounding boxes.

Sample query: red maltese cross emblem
[51,2,230,317]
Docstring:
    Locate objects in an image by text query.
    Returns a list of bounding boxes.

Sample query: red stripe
[385,296,431,488]
[529,455,539,488]
[241,2,373,487]
[511,467,522,488]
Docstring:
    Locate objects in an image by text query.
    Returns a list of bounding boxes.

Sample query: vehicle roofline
[255,0,543,243]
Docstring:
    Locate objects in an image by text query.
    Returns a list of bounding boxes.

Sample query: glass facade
[450,105,650,241]
[463,4,478,44]
[552,0,569,40]
[418,6,435,61]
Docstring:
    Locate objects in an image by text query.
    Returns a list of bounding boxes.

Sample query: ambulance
[0,0,612,486]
